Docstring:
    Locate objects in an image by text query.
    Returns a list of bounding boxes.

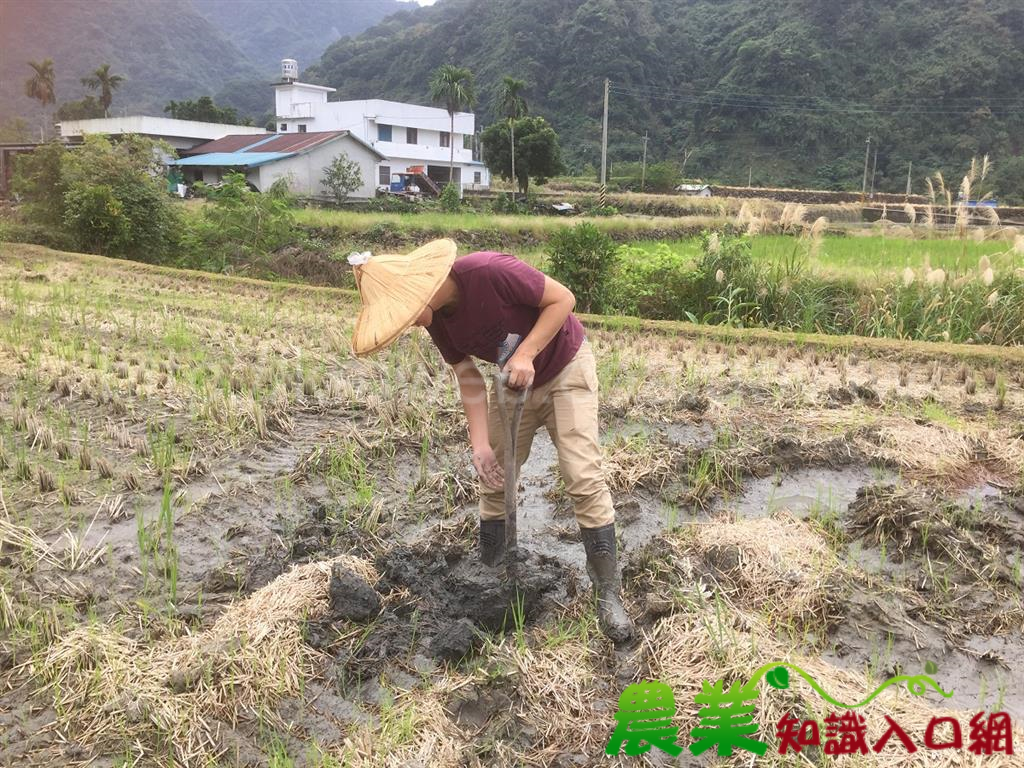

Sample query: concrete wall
[58,116,266,149]
[256,135,378,198]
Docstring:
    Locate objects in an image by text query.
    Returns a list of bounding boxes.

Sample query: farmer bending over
[349,239,633,643]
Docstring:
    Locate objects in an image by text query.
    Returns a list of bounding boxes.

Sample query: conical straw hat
[350,238,457,356]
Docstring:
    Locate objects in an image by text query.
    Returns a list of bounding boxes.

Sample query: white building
[273,59,489,192]
[57,115,266,151]
[173,131,385,198]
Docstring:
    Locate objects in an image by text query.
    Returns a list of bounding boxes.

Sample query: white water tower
[281,59,299,82]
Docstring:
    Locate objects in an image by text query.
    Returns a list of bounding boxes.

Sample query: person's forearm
[456,362,491,451]
[516,296,574,361]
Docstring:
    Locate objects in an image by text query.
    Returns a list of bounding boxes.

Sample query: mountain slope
[192,0,407,74]
[306,0,1024,191]
[0,0,260,123]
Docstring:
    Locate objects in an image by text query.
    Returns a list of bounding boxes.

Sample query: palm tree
[496,76,528,199]
[25,59,56,139]
[429,64,476,186]
[81,64,125,117]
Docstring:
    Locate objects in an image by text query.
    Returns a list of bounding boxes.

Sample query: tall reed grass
[609,230,1024,345]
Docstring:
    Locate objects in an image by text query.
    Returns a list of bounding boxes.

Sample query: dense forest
[307,0,1024,194]
[192,0,405,75]
[0,0,400,127]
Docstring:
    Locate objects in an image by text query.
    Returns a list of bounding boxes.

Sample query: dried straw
[36,555,376,766]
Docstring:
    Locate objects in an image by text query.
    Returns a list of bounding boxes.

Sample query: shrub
[10,141,67,227]
[182,172,295,271]
[546,223,617,313]
[322,153,363,204]
[439,182,461,213]
[492,192,514,214]
[59,135,180,260]
[366,195,420,213]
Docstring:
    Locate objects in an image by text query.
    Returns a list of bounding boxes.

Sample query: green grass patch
[622,234,1011,283]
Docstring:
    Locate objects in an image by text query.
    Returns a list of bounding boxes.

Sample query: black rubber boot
[580,523,634,643]
[479,519,506,567]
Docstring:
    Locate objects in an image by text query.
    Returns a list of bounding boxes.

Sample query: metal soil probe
[493,372,530,578]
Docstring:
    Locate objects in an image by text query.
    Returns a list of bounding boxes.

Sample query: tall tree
[429,64,476,183]
[24,59,56,139]
[481,115,562,195]
[81,64,126,117]
[496,76,528,201]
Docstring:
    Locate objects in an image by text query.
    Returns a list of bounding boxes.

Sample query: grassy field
[2,242,1023,766]
[616,234,1017,281]
[293,207,731,244]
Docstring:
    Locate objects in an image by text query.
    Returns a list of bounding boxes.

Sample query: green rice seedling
[995,375,1007,410]
[14,449,31,481]
[511,590,528,653]
[159,482,178,604]
[150,425,176,477]
[59,477,79,507]
[266,736,295,768]
[866,631,896,682]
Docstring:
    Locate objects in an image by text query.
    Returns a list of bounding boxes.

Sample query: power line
[606,85,1024,117]
[609,80,1024,104]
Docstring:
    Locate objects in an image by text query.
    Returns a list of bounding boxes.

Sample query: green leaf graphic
[924,660,938,675]
[766,666,790,690]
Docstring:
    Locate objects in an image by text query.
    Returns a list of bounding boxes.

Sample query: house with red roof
[172,129,386,198]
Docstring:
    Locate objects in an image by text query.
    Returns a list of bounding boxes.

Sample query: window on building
[406,126,418,144]
[279,123,287,132]
[463,134,473,150]
[379,165,391,186]
[378,124,392,142]
[298,124,307,133]
[440,131,450,148]
[474,171,482,184]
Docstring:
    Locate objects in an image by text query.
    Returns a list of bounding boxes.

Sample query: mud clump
[429,618,478,662]
[328,566,381,622]
[827,382,880,406]
[355,546,566,663]
[377,546,565,632]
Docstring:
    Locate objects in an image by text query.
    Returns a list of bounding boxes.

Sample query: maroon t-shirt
[425,251,584,387]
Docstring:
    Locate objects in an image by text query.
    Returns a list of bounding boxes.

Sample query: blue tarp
[171,151,295,168]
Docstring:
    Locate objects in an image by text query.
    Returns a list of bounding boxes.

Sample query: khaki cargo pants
[479,338,615,529]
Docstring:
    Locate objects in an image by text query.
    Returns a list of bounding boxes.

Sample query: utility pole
[640,131,649,192]
[905,161,913,197]
[861,136,872,197]
[600,78,609,207]
[870,146,878,197]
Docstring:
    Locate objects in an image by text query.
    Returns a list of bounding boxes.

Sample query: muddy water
[717,465,898,519]
[512,431,669,571]
[824,588,1024,718]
